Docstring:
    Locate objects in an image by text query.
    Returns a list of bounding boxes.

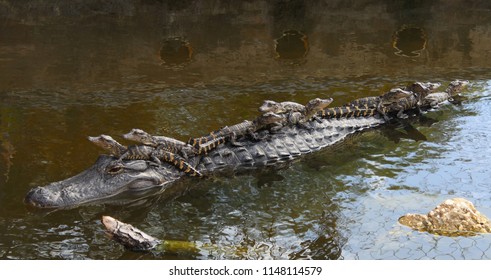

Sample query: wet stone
[399,198,491,236]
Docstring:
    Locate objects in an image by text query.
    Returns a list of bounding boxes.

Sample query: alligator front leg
[229,132,246,147]
[376,105,391,121]
[268,123,285,134]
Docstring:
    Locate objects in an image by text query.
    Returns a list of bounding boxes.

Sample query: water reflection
[392,26,427,57]
[2,0,490,90]
[1,0,491,260]
[0,108,15,185]
[274,30,309,60]
[159,37,193,67]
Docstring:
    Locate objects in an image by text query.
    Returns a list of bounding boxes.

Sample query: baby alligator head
[88,135,126,157]
[305,97,333,112]
[123,128,157,146]
[447,80,469,95]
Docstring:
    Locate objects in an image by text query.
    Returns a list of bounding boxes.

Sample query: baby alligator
[89,134,202,177]
[88,135,127,157]
[406,81,441,97]
[422,80,469,107]
[328,88,420,120]
[345,81,441,110]
[376,88,419,120]
[277,98,334,125]
[123,128,197,159]
[188,112,284,154]
[259,97,334,128]
[258,100,305,114]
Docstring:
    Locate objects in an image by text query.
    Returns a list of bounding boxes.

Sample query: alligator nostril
[24,186,44,206]
[24,186,56,208]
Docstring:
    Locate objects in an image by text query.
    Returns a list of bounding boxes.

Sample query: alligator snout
[24,186,62,208]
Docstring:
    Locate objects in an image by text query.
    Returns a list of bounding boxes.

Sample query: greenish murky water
[1,0,491,259]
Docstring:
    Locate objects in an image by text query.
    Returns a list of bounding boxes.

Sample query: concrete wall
[1,0,491,90]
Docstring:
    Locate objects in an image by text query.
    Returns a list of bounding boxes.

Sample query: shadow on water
[1,0,491,259]
[159,37,193,69]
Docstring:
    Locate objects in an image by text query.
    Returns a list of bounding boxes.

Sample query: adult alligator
[24,81,467,209]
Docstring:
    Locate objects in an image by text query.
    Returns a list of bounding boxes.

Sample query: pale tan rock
[399,198,491,236]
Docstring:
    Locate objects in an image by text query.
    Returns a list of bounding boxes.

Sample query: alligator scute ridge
[24,81,467,209]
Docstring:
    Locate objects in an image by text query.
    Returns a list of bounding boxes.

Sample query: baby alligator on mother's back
[422,80,469,107]
[89,133,203,177]
[24,80,468,209]
[187,112,285,154]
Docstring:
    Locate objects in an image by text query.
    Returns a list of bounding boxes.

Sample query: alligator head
[24,155,180,209]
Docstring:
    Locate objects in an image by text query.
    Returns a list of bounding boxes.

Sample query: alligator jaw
[24,155,178,209]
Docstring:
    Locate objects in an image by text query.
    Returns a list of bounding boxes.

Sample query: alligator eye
[106,164,124,175]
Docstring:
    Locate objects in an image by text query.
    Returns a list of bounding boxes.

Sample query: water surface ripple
[1,0,491,259]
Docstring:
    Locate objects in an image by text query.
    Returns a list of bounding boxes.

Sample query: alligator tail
[319,106,378,119]
[159,150,203,177]
[345,96,380,108]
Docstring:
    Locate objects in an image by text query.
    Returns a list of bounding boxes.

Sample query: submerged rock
[399,198,491,236]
